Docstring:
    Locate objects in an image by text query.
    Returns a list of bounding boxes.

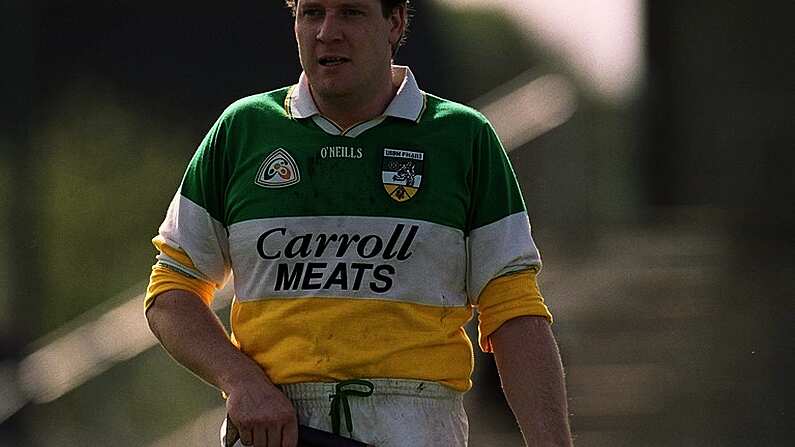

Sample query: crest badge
[382,148,424,202]
[255,148,300,188]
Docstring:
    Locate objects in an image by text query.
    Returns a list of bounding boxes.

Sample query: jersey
[146,67,552,391]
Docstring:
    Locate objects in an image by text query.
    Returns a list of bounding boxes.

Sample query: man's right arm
[146,290,298,447]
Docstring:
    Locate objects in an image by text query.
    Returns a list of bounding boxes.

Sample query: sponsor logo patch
[382,148,424,202]
[256,223,419,294]
[255,148,300,188]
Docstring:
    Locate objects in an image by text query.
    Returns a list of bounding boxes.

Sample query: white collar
[286,65,427,124]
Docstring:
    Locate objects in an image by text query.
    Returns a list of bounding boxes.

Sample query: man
[145,0,572,446]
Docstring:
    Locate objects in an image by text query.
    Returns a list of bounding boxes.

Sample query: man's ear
[388,4,408,48]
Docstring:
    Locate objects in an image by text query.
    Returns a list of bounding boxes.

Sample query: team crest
[255,148,300,188]
[382,148,424,202]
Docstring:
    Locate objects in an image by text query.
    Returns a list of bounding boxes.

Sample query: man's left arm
[490,315,573,447]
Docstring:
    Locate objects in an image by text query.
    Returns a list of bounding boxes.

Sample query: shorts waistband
[280,379,461,402]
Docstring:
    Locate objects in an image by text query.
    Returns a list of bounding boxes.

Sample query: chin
[314,80,356,99]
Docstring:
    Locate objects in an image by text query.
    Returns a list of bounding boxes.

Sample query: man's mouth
[318,56,351,67]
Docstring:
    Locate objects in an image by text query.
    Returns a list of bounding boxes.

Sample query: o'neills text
[320,146,363,159]
[256,223,418,294]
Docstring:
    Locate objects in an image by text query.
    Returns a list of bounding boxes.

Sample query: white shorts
[222,378,468,447]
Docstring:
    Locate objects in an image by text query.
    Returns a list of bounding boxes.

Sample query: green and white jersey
[152,67,544,391]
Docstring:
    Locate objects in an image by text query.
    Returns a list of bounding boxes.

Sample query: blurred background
[1,0,792,445]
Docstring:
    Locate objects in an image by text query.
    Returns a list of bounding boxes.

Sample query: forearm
[491,316,572,447]
[145,289,270,393]
[147,289,299,446]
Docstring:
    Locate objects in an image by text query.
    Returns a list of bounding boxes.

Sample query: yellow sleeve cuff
[145,265,216,310]
[152,235,197,269]
[145,237,216,310]
[477,270,552,353]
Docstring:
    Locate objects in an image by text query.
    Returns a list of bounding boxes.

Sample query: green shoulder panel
[420,94,527,233]
[179,88,292,224]
[467,118,527,232]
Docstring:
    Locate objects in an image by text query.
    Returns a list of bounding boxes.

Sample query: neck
[312,67,401,131]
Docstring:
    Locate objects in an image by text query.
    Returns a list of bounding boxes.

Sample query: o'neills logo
[256,223,419,294]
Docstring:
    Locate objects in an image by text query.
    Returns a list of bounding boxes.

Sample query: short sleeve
[145,117,232,308]
[466,121,542,303]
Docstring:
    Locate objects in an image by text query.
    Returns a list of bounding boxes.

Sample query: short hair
[285,0,411,55]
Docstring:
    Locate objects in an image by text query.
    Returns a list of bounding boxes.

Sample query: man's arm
[490,315,573,447]
[146,290,298,447]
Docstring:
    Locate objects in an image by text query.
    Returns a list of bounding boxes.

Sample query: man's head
[290,0,409,104]
[285,0,410,56]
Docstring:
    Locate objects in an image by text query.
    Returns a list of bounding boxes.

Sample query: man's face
[294,0,404,100]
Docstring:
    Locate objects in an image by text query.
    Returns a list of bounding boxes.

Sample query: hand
[225,376,298,447]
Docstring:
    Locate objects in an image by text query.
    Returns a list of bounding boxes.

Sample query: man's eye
[302,8,324,18]
[342,9,364,16]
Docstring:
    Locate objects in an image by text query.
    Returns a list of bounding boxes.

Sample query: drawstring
[329,379,375,435]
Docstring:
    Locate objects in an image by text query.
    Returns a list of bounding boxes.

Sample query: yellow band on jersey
[230,297,475,391]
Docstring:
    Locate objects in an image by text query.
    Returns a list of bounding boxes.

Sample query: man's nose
[316,13,343,41]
